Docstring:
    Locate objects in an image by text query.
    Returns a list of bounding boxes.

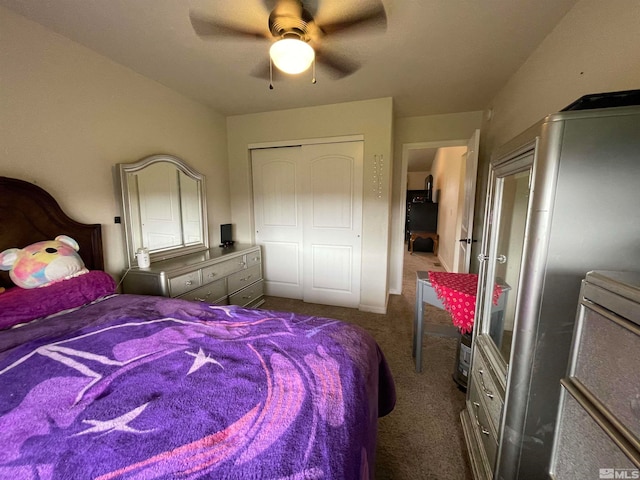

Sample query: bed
[0,176,396,479]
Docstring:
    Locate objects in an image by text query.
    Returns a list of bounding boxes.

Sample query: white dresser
[121,244,264,308]
[550,270,640,478]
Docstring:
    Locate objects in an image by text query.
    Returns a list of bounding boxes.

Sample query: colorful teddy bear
[0,235,88,289]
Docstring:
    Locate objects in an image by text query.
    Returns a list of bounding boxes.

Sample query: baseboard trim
[359,301,387,314]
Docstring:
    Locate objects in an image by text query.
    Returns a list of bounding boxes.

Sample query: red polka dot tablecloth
[428,272,502,334]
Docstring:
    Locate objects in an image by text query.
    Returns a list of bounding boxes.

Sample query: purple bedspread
[0,294,395,479]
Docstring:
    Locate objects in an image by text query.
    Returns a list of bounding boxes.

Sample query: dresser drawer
[245,249,261,268]
[201,258,241,285]
[179,278,227,304]
[550,384,639,479]
[228,264,261,294]
[229,279,264,307]
[169,271,201,297]
[468,375,498,467]
[472,349,503,432]
[572,303,640,443]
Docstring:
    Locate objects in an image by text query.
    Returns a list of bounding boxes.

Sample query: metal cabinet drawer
[468,374,498,468]
[169,271,201,297]
[472,350,502,432]
[228,264,261,294]
[179,278,226,304]
[201,258,240,285]
[229,279,264,307]
[572,303,640,443]
[550,385,639,479]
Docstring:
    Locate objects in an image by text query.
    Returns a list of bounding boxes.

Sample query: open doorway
[391,131,479,294]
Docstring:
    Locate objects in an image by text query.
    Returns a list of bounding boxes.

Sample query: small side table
[413,271,510,377]
[409,231,439,255]
[413,271,459,373]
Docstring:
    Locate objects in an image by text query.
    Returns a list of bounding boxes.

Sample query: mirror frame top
[117,154,209,267]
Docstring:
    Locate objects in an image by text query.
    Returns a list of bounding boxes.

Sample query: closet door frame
[250,135,364,307]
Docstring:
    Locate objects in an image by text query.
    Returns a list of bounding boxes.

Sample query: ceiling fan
[189,0,387,84]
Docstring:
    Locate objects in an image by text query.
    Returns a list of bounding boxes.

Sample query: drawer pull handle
[242,294,253,299]
[472,403,491,436]
[208,273,216,278]
[185,280,193,286]
[478,368,494,399]
[194,292,212,302]
[241,275,253,282]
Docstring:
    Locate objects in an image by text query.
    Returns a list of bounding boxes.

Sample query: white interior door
[252,146,304,299]
[251,141,363,307]
[457,129,480,273]
[301,142,363,308]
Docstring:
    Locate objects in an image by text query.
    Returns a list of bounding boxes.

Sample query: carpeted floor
[260,249,473,480]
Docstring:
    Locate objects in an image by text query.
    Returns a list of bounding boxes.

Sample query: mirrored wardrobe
[461,100,640,480]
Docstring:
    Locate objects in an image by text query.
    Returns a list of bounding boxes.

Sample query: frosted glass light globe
[269,38,315,74]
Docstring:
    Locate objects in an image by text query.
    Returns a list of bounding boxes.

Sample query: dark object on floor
[409,231,439,255]
[405,190,438,243]
[410,237,435,253]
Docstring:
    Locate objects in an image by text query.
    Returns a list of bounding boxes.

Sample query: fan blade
[316,3,387,36]
[189,12,269,40]
[315,48,360,78]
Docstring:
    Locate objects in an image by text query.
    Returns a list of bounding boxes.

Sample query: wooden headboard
[0,176,104,289]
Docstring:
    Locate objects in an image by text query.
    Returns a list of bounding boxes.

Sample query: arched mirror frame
[117,154,209,267]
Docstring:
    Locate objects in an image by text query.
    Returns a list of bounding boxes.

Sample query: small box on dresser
[122,244,264,308]
[550,270,640,479]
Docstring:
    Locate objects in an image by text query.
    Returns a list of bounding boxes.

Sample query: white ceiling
[1,0,578,117]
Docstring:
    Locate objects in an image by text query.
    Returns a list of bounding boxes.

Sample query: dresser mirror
[476,153,533,374]
[117,154,209,267]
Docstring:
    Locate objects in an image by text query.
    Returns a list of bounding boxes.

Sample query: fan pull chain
[269,57,274,90]
[311,58,316,84]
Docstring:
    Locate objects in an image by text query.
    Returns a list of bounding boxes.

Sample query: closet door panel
[253,141,363,307]
[302,142,363,308]
[252,147,304,299]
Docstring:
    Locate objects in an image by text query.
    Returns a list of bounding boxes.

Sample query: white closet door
[301,142,363,308]
[252,146,304,299]
[251,141,363,307]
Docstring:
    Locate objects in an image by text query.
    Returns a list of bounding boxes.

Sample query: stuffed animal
[0,235,89,289]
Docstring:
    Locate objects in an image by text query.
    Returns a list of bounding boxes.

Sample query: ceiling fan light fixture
[269,38,315,74]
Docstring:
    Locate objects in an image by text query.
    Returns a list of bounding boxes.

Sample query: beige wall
[473,0,640,271]
[0,7,230,279]
[226,98,393,313]
[431,146,467,272]
[407,171,430,191]
[389,111,483,293]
